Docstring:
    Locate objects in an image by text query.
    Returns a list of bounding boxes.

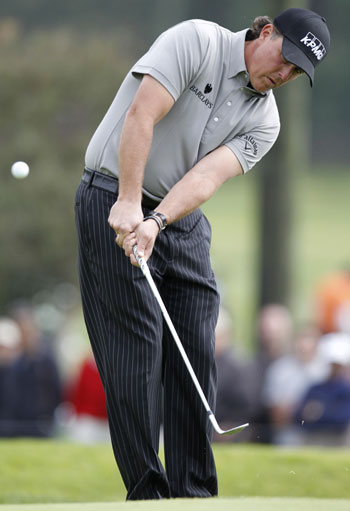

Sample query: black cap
[274,8,330,86]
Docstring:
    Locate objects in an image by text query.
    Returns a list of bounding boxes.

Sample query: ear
[260,24,274,40]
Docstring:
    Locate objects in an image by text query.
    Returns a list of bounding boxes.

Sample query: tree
[257,0,311,308]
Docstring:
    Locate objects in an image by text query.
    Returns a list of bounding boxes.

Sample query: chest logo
[189,84,213,109]
[204,83,213,94]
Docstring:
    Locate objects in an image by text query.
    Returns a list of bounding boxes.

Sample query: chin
[255,85,268,94]
[250,79,268,94]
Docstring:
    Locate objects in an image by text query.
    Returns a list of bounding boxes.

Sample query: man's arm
[155,145,243,224]
[125,145,243,263]
[108,74,174,243]
[110,74,243,265]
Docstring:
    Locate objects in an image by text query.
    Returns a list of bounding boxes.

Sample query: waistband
[81,168,161,210]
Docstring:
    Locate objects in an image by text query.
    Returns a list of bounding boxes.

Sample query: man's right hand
[131,218,160,265]
[121,217,159,266]
[108,199,160,266]
[108,199,143,249]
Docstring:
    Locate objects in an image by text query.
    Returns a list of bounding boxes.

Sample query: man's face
[247,25,304,93]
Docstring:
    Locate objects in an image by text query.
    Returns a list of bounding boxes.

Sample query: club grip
[132,245,149,276]
[132,245,142,265]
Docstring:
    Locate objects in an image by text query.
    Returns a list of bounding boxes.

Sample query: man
[75,8,330,500]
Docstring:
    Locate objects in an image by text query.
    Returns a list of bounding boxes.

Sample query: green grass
[0,440,349,505]
[0,498,349,511]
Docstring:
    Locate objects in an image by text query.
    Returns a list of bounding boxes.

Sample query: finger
[136,236,153,262]
[129,245,145,267]
[123,231,136,244]
[143,246,152,263]
[130,253,139,267]
[116,230,135,249]
[115,233,124,247]
[123,233,137,257]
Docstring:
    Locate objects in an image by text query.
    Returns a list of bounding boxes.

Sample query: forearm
[156,170,218,223]
[117,108,154,204]
[156,145,243,224]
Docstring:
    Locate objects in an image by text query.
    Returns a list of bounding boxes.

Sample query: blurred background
[0,0,349,447]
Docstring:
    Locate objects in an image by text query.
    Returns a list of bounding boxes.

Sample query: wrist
[116,195,142,206]
[143,211,168,232]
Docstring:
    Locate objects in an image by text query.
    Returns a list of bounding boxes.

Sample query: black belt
[81,168,160,210]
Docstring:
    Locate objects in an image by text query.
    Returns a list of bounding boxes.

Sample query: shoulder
[177,19,223,33]
[164,19,230,48]
[264,91,280,121]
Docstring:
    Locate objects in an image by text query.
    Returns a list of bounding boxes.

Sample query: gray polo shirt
[85,19,280,201]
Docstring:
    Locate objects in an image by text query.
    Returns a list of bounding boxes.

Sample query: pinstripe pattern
[75,180,219,499]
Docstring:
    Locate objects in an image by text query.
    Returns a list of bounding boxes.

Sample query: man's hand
[108,199,160,266]
[108,199,143,249]
[123,217,160,266]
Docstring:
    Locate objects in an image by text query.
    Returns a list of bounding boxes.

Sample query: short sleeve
[131,20,204,101]
[225,121,280,173]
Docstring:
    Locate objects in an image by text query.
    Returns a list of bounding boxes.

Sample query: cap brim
[282,37,314,87]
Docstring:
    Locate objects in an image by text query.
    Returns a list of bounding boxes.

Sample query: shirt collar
[228,28,268,98]
[228,29,249,78]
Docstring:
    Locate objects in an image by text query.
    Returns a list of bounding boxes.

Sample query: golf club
[132,245,249,436]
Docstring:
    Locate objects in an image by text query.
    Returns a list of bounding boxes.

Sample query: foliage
[0,14,348,330]
[0,28,132,308]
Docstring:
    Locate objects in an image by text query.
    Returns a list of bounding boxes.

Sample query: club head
[208,413,249,436]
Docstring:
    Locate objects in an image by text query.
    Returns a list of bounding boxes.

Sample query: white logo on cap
[300,32,326,60]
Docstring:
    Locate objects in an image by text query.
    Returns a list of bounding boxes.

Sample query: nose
[279,63,295,82]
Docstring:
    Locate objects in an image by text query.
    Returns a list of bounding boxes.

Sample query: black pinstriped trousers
[75,179,220,500]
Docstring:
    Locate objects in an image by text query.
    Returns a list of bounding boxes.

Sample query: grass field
[0,497,349,511]
[0,440,349,506]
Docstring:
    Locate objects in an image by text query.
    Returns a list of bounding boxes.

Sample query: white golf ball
[11,161,30,179]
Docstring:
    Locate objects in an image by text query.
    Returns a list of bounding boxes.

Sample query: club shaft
[133,246,212,413]
[132,246,249,436]
[139,257,211,414]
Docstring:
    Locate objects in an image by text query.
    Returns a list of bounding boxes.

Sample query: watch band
[143,211,167,232]
[152,211,167,231]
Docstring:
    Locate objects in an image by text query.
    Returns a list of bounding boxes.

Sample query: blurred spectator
[294,332,350,446]
[0,303,62,437]
[214,307,254,442]
[0,317,22,431]
[256,303,293,361]
[262,324,327,445]
[0,317,21,365]
[314,268,350,334]
[248,304,293,442]
[64,354,110,444]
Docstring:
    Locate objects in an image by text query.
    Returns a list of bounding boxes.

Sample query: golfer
[75,8,330,500]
